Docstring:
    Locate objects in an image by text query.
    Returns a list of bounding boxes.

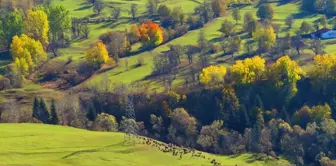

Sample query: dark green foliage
[32,96,39,120]
[32,97,50,124]
[257,4,274,20]
[49,99,58,125]
[39,98,50,124]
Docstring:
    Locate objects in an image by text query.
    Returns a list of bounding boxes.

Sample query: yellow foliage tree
[86,41,115,66]
[230,56,266,84]
[268,56,305,93]
[312,54,336,80]
[10,34,47,75]
[24,9,49,46]
[200,65,227,87]
[310,54,336,93]
[253,26,276,51]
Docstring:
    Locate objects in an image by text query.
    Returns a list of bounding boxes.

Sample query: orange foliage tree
[136,20,164,48]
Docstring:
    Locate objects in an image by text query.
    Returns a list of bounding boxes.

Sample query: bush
[174,25,189,38]
[93,113,118,132]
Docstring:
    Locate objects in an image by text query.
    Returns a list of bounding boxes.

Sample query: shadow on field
[74,5,92,11]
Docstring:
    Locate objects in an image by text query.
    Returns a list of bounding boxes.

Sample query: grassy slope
[0,123,290,166]
[49,0,336,91]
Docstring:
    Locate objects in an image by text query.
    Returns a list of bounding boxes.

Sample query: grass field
[52,0,333,91]
[2,0,336,99]
[0,123,291,166]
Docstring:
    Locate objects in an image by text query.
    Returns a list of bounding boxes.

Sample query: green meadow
[0,123,290,166]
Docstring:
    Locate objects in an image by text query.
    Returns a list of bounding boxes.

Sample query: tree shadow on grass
[74,5,92,11]
[292,12,317,19]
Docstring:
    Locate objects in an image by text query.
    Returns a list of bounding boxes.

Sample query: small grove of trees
[32,97,58,124]
[99,31,131,64]
[199,65,227,88]
[10,34,47,77]
[134,20,164,48]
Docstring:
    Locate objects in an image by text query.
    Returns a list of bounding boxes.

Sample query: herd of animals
[126,134,239,166]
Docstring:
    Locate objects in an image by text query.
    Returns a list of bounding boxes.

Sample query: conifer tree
[49,99,58,124]
[39,97,49,123]
[32,96,39,120]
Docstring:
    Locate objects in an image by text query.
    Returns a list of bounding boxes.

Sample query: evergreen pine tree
[49,99,58,124]
[32,96,39,120]
[39,98,50,124]
[86,105,97,121]
[252,107,264,152]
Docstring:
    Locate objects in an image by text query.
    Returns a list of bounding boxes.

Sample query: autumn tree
[136,20,164,48]
[99,31,131,64]
[311,104,332,123]
[169,108,197,145]
[24,9,49,46]
[253,26,276,52]
[310,54,336,94]
[219,19,234,37]
[211,0,227,17]
[230,56,266,84]
[93,113,118,131]
[10,34,47,76]
[197,120,224,152]
[268,56,305,95]
[199,65,227,87]
[257,4,274,20]
[86,41,115,66]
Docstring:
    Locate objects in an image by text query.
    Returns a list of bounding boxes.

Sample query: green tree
[24,9,49,46]
[219,19,234,37]
[39,97,50,124]
[232,8,241,24]
[1,9,24,48]
[285,15,294,29]
[300,21,314,34]
[257,4,274,20]
[48,5,71,45]
[32,96,39,120]
[49,99,58,125]
[129,4,138,19]
[93,0,104,15]
[320,15,328,28]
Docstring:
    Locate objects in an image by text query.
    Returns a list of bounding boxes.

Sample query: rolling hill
[0,124,290,166]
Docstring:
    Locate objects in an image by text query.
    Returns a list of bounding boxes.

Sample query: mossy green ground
[0,123,290,166]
